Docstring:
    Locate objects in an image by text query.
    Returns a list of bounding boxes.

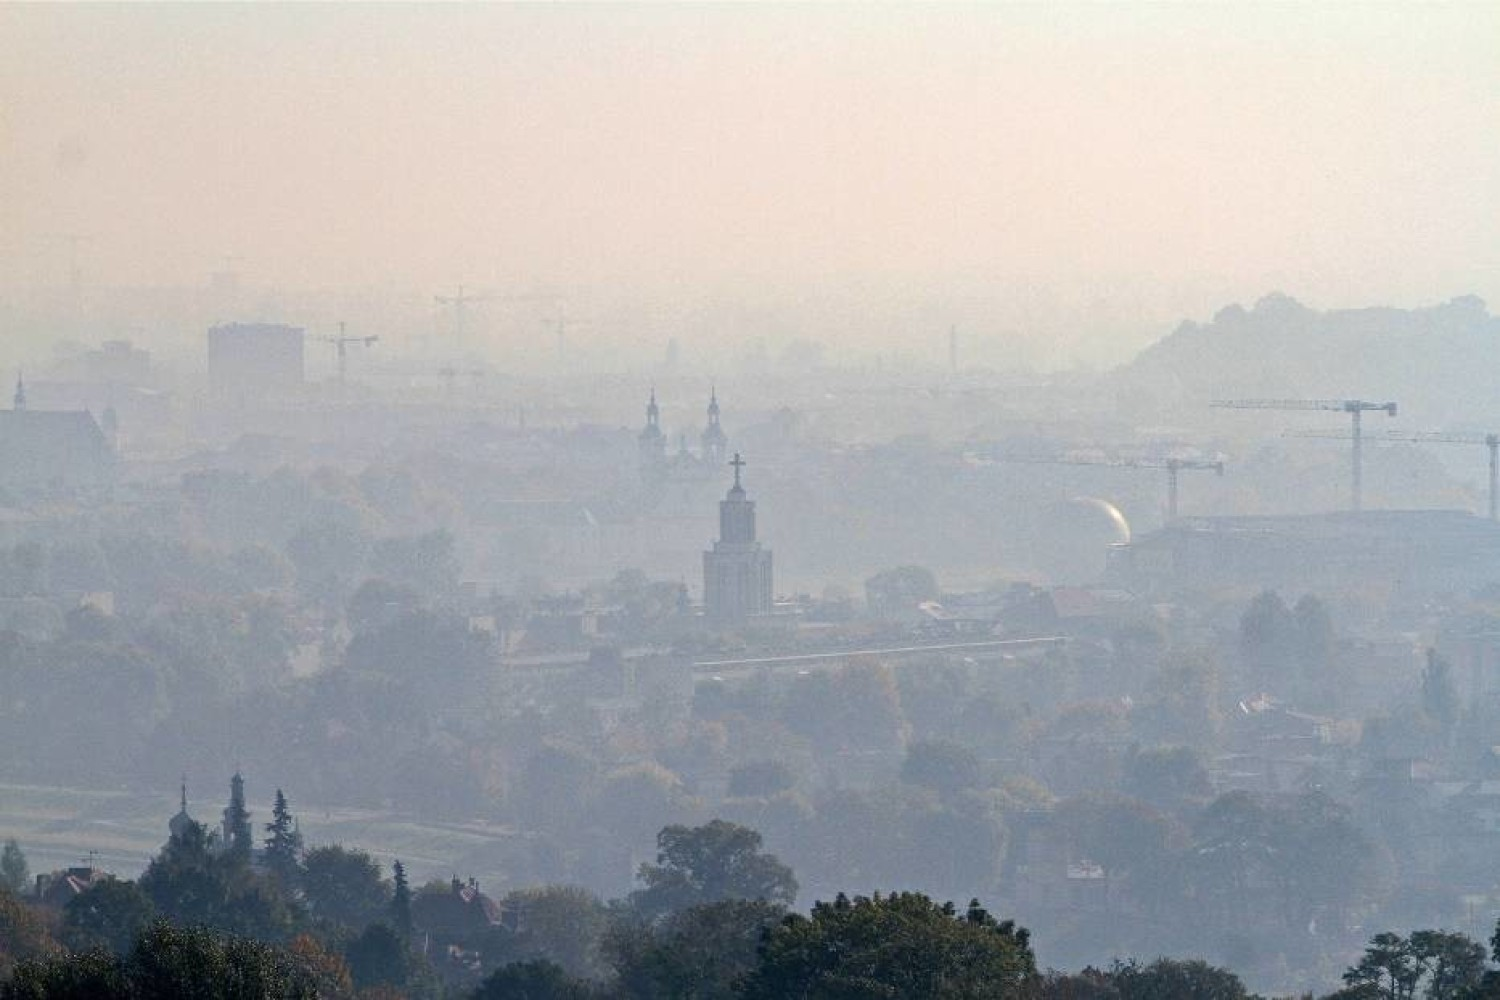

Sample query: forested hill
[1111,293,1500,425]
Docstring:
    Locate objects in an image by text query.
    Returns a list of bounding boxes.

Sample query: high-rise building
[703,453,773,622]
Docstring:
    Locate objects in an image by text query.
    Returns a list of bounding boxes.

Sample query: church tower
[703,453,773,622]
[638,388,666,482]
[168,776,194,843]
[700,386,727,465]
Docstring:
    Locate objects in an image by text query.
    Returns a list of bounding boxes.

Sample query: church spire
[701,385,727,463]
[638,386,666,482]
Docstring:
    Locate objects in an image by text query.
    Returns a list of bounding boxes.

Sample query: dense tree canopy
[631,821,797,921]
[738,893,1035,1000]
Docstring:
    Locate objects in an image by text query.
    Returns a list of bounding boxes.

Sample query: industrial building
[1110,509,1500,599]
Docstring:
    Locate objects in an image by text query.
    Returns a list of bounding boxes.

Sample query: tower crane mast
[1212,398,1396,511]
[1387,432,1500,522]
[1285,428,1499,521]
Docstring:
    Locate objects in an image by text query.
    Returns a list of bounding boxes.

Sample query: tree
[1110,958,1252,999]
[864,566,939,620]
[346,578,422,634]
[738,893,1035,1000]
[344,923,409,993]
[1054,794,1178,883]
[62,878,156,955]
[0,840,28,895]
[1043,958,1252,1000]
[781,662,907,754]
[607,899,783,1000]
[1408,930,1486,1000]
[263,789,303,886]
[1335,929,1486,1000]
[901,740,983,795]
[369,530,460,597]
[1421,649,1459,730]
[390,860,413,941]
[1,948,126,999]
[4,922,318,1000]
[588,764,693,851]
[1293,594,1335,674]
[138,819,296,941]
[0,886,53,976]
[727,761,795,799]
[1341,931,1421,1000]
[473,959,593,1000]
[286,934,354,1000]
[631,820,797,921]
[485,886,608,981]
[1122,746,1212,814]
[1239,589,1296,690]
[301,845,388,931]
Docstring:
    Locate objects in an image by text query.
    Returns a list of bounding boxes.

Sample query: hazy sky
[2,3,1498,360]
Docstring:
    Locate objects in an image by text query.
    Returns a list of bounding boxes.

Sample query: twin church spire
[638,387,729,479]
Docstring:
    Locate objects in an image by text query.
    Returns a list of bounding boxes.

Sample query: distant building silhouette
[0,373,115,492]
[703,452,773,622]
[638,387,731,486]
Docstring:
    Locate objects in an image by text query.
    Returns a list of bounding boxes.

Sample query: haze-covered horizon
[3,3,1498,368]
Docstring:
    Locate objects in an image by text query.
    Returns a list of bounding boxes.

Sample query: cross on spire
[729,452,745,488]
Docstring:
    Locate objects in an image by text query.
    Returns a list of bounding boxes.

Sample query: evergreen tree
[0,839,28,895]
[390,860,412,940]
[263,789,303,884]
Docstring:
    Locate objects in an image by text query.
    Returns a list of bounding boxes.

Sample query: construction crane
[319,322,378,386]
[984,453,1225,521]
[434,285,491,342]
[1285,427,1500,521]
[1211,399,1397,511]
